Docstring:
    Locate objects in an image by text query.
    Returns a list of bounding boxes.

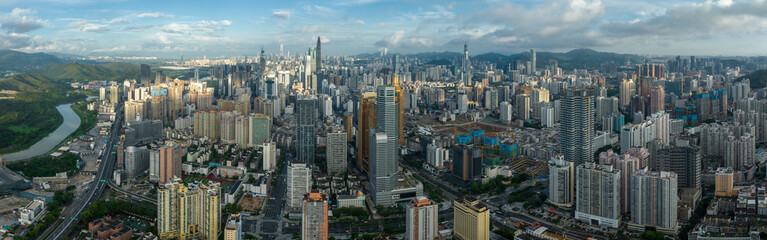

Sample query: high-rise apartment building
[630,168,678,231]
[296,96,317,165]
[224,214,242,240]
[158,178,220,240]
[548,157,574,207]
[500,101,512,123]
[406,197,438,240]
[715,167,736,197]
[599,149,646,214]
[561,89,594,165]
[124,146,149,178]
[357,92,377,173]
[262,142,277,172]
[516,94,530,120]
[650,85,665,114]
[326,128,347,174]
[287,162,312,208]
[654,144,701,189]
[620,79,634,106]
[576,162,620,228]
[453,196,489,240]
[159,144,182,184]
[301,190,328,240]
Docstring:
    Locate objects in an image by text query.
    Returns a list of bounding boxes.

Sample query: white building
[18,198,46,225]
[548,157,574,207]
[326,129,347,174]
[287,163,312,208]
[262,142,277,172]
[500,101,512,123]
[426,144,448,168]
[576,162,620,228]
[630,168,678,232]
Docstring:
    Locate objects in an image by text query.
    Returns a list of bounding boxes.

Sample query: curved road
[41,106,122,240]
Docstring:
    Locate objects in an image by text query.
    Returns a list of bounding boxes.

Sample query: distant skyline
[1,0,767,57]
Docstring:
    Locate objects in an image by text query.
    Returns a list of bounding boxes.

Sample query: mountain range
[0,73,63,92]
[355,48,647,70]
[737,69,767,89]
[31,62,140,82]
[0,50,64,71]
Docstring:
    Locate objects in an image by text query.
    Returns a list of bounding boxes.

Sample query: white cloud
[161,20,231,34]
[69,20,110,32]
[337,0,387,6]
[0,32,31,49]
[354,20,365,25]
[136,12,174,18]
[158,34,172,44]
[0,8,47,33]
[375,30,405,47]
[302,25,326,33]
[272,9,291,20]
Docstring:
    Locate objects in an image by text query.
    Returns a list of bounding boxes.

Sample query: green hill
[32,62,140,82]
[737,69,767,89]
[509,48,645,70]
[0,50,64,71]
[0,73,62,92]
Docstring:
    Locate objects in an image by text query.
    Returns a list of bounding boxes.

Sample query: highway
[41,107,123,240]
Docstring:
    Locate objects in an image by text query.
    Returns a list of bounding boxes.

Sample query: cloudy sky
[1,0,767,57]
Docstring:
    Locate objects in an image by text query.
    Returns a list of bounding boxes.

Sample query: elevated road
[40,108,123,240]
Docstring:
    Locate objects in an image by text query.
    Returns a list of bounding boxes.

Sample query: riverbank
[0,104,81,162]
[0,91,85,154]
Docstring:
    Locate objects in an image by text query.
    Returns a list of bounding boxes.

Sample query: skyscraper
[561,89,594,165]
[630,168,678,231]
[392,55,405,145]
[140,64,151,86]
[301,190,328,240]
[576,162,620,228]
[370,85,399,192]
[287,162,311,208]
[548,157,574,207]
[650,85,665,114]
[530,49,536,75]
[406,197,438,240]
[516,94,530,120]
[654,144,701,189]
[248,114,271,147]
[462,43,471,86]
[315,37,322,70]
[158,178,220,240]
[159,144,182,184]
[296,96,317,165]
[453,196,489,240]
[357,92,377,173]
[451,144,482,184]
[620,79,634,106]
[326,128,347,174]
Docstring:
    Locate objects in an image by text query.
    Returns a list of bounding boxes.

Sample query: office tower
[500,101,512,122]
[516,94,530,120]
[343,113,354,142]
[296,96,317,165]
[301,190,328,240]
[224,214,242,240]
[248,114,271,147]
[155,70,164,84]
[159,145,182,184]
[158,178,220,240]
[260,48,266,74]
[630,168,678,231]
[561,89,594,165]
[548,157,574,207]
[287,162,311,208]
[406,197,438,240]
[116,143,124,170]
[619,79,633,106]
[650,85,665,114]
[654,145,701,189]
[315,37,322,70]
[393,56,405,145]
[370,85,399,193]
[262,142,277,172]
[109,85,120,104]
[462,43,471,85]
[357,92,377,173]
[326,128,347,174]
[530,49,536,75]
[715,167,736,197]
[453,196,489,240]
[140,64,151,86]
[576,162,620,228]
[124,146,149,178]
[451,144,482,184]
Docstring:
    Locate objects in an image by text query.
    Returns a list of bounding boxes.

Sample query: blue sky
[1,0,767,57]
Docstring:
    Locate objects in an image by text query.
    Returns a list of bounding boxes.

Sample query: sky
[1,0,767,58]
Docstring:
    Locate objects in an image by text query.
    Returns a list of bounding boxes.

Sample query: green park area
[6,153,79,178]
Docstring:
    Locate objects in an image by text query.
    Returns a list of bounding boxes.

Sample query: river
[0,104,82,162]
